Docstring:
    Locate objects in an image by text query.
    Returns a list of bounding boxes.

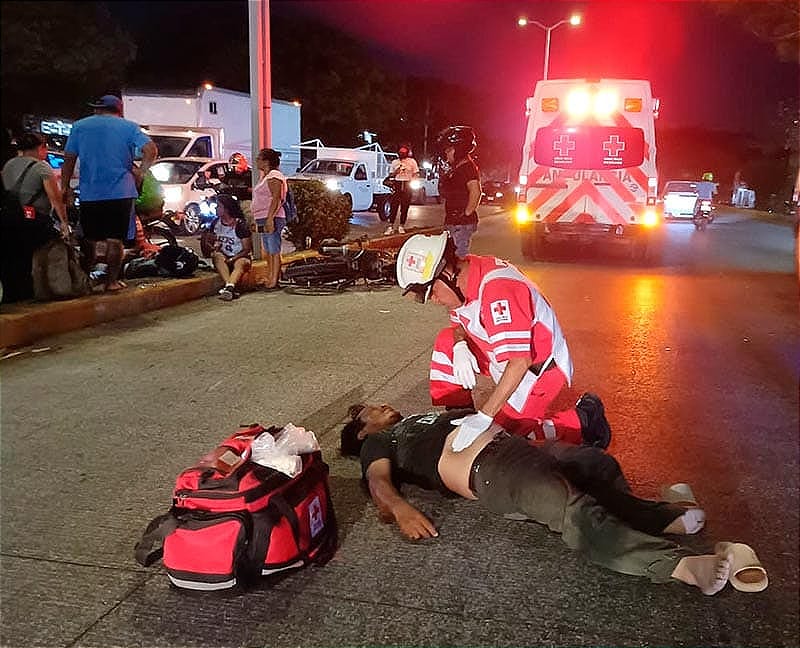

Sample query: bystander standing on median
[252,148,287,290]
[1,132,70,302]
[61,95,157,292]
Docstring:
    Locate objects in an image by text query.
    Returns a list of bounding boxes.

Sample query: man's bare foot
[671,548,733,595]
[663,508,706,535]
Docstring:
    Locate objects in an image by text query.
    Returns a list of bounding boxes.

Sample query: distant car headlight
[409,179,422,190]
[495,191,503,198]
[163,186,183,205]
[325,178,340,191]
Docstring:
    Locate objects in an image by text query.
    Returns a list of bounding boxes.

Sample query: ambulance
[516,78,663,260]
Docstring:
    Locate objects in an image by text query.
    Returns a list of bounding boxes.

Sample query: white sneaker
[384,226,395,236]
[398,226,406,234]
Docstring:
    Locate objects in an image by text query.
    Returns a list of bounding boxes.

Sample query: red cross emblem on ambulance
[603,134,625,157]
[553,134,575,157]
[490,299,512,325]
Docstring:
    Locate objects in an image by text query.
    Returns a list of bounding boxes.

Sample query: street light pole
[518,14,581,80]
[543,26,552,80]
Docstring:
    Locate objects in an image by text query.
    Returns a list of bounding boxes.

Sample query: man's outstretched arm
[365,459,439,539]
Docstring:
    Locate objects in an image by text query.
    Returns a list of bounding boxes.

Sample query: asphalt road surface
[1,205,797,648]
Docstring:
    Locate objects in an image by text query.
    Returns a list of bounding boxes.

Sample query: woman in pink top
[252,148,287,289]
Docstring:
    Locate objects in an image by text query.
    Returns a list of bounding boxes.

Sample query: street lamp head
[570,14,581,26]
[517,17,528,27]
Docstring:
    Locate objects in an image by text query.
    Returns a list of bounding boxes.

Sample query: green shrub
[285,179,351,249]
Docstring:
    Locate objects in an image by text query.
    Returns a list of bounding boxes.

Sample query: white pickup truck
[290,140,397,217]
[661,180,700,220]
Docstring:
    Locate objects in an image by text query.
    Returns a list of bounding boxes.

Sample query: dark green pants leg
[473,436,692,583]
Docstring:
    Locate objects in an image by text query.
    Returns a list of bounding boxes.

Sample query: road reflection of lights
[628,276,664,361]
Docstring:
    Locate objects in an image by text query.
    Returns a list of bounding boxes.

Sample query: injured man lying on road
[340,404,769,596]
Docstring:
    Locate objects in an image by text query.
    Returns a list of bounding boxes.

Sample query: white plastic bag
[274,423,320,455]
[249,424,319,477]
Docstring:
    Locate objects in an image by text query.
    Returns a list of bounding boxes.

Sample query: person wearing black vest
[1,132,69,301]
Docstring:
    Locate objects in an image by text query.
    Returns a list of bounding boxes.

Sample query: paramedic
[396,231,610,450]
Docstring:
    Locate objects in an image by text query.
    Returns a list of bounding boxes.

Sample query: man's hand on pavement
[394,502,439,539]
[450,411,494,452]
[452,340,479,390]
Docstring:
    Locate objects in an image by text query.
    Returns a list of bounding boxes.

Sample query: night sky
[111,1,798,145]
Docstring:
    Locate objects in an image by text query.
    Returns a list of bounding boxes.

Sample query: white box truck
[290,139,397,217]
[121,86,301,175]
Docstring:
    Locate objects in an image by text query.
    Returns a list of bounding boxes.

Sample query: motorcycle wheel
[182,204,201,235]
[375,196,391,222]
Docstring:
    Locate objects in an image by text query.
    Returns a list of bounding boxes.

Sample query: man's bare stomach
[437,426,503,500]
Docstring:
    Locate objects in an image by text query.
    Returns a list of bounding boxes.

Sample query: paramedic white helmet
[396,232,450,303]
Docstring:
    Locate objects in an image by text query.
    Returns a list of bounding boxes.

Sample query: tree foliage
[713,1,799,62]
[1,1,136,125]
[284,179,351,249]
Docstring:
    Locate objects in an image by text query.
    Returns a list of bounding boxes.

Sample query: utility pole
[249,0,271,156]
[248,0,271,260]
[423,97,430,160]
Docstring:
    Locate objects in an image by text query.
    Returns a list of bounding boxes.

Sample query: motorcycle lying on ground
[280,239,397,295]
[693,199,713,231]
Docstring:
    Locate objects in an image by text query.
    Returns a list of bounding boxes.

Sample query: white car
[150,157,229,234]
[661,180,700,220]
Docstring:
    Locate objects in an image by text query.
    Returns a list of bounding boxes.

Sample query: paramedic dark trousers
[470,434,693,582]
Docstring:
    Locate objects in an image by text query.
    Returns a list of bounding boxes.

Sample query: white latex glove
[452,340,479,390]
[450,411,494,452]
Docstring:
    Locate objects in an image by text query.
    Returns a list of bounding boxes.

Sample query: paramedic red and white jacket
[431,255,573,415]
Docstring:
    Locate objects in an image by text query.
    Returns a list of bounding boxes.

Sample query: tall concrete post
[248,0,271,260]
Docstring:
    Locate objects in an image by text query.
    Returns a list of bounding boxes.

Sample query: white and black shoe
[218,285,235,301]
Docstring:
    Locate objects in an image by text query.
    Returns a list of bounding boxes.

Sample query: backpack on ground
[154,245,199,278]
[134,424,338,591]
[31,239,90,300]
[283,187,298,223]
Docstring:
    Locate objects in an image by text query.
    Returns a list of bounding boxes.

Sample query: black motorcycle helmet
[436,125,477,159]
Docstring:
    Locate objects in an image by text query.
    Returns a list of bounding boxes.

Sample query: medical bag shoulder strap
[134,510,179,567]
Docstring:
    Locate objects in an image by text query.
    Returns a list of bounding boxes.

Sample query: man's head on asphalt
[89,94,123,116]
[340,403,402,457]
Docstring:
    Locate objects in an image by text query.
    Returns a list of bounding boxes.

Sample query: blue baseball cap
[89,95,123,113]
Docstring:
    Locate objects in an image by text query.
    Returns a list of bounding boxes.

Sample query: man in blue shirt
[62,95,157,292]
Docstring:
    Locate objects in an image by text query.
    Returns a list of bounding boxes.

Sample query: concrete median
[0,225,443,351]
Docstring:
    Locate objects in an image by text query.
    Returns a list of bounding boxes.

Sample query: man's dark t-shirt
[359,409,473,495]
[223,168,253,201]
[440,158,480,225]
